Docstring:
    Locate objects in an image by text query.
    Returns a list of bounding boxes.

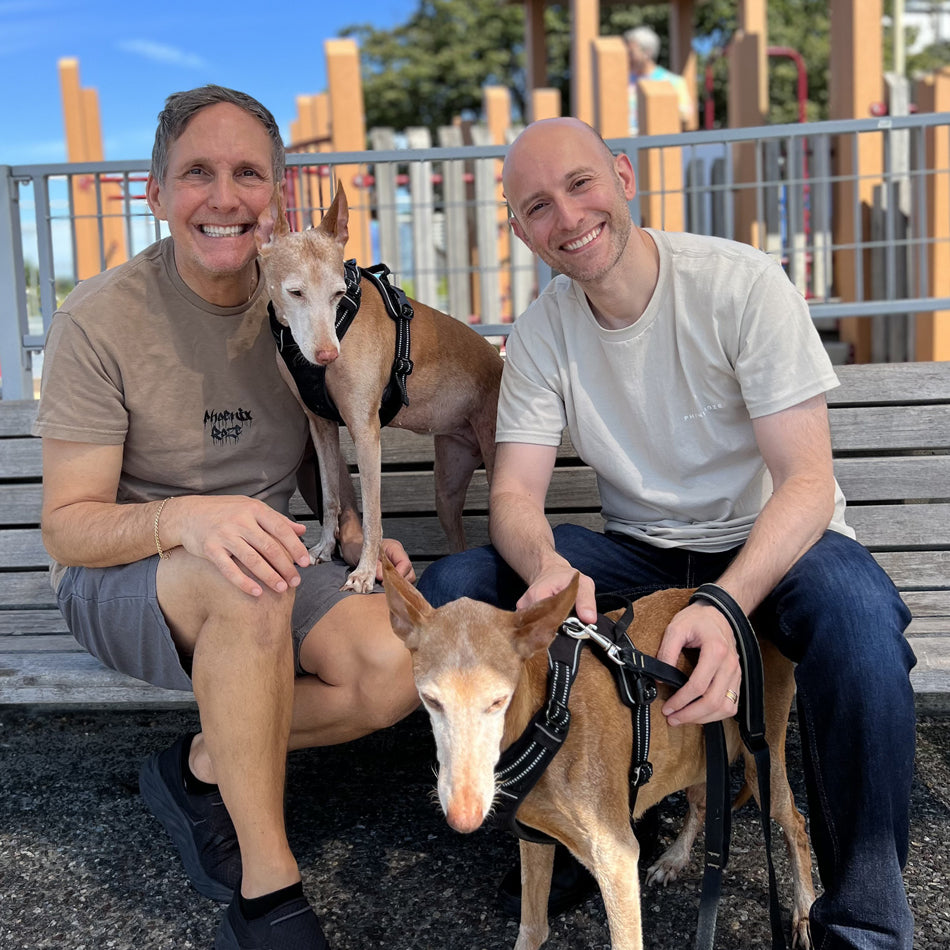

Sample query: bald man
[418,118,916,949]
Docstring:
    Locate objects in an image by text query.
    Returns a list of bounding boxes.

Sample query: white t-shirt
[497,229,852,552]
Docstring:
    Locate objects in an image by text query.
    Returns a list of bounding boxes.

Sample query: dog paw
[644,857,686,887]
[307,542,336,565]
[341,569,376,594]
[791,916,812,949]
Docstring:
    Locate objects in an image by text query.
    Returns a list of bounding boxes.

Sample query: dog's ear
[511,573,580,659]
[318,182,349,247]
[382,555,432,650]
[255,185,289,251]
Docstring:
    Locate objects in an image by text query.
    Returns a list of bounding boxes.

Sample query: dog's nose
[314,347,339,365]
[445,790,486,834]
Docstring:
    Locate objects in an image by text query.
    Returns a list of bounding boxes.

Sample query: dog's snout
[445,788,487,834]
[314,347,339,365]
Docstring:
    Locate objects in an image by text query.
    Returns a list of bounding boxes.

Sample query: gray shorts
[55,556,380,691]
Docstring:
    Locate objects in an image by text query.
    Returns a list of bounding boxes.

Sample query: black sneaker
[139,733,241,902]
[496,842,599,919]
[215,892,329,949]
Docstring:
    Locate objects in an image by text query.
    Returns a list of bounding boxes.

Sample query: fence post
[368,128,400,274]
[405,127,437,306]
[470,125,501,325]
[915,68,950,361]
[0,167,33,400]
[437,125,473,322]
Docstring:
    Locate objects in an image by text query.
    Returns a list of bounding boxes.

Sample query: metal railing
[3,112,949,399]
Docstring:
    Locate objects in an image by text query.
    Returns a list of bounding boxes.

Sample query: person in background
[625,24,694,134]
[32,85,420,950]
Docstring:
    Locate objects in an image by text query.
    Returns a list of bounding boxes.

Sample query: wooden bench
[2,361,949,711]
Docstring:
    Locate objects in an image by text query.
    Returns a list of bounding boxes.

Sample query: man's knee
[417,545,516,608]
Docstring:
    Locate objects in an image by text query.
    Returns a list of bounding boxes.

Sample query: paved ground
[1,704,948,950]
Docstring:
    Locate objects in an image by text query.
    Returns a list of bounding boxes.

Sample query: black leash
[690,584,787,950]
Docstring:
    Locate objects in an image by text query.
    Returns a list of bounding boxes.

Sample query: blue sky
[0,0,417,167]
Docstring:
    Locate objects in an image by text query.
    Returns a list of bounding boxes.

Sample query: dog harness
[269,260,415,427]
[491,584,788,950]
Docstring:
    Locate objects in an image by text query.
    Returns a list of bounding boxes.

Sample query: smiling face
[503,118,637,287]
[146,102,276,306]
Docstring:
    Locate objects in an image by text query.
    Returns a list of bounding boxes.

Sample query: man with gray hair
[33,85,421,949]
[625,24,694,133]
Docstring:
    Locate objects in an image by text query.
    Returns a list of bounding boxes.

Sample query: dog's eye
[288,289,304,298]
[487,697,508,714]
[421,694,443,713]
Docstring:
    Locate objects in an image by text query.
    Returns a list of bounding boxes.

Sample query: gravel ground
[1,705,948,950]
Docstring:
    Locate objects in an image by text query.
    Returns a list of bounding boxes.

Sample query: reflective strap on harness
[492,634,584,844]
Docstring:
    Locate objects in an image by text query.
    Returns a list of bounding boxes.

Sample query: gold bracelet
[154,497,171,560]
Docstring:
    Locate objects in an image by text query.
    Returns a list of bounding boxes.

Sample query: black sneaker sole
[139,752,234,903]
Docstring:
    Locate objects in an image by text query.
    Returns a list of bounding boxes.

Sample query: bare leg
[158,556,298,899]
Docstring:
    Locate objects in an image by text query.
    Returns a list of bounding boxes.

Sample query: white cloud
[117,39,210,70]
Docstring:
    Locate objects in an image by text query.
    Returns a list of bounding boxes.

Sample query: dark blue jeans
[417,525,916,949]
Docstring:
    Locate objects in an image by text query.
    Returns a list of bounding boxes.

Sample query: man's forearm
[489,490,563,586]
[715,474,834,615]
[42,499,167,568]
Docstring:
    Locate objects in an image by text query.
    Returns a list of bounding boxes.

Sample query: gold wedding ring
[725,688,739,704]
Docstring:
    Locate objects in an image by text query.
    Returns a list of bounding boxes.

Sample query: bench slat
[0,650,195,705]
[834,455,950,501]
[0,400,38,436]
[829,405,950,452]
[831,362,950,405]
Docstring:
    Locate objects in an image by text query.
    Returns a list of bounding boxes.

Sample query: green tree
[344,0,950,139]
[343,0,527,134]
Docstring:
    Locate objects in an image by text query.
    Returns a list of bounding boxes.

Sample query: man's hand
[377,538,416,584]
[517,564,597,622]
[169,495,312,597]
[655,601,742,726]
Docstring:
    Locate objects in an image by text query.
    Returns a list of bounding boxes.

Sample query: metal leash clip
[561,617,625,665]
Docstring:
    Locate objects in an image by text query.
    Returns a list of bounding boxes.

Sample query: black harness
[269,260,415,427]
[490,583,788,950]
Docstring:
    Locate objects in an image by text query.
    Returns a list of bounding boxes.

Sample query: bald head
[502,118,615,201]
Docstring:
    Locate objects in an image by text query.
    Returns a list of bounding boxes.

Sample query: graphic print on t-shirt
[204,407,253,445]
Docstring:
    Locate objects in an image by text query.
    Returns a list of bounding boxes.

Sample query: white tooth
[202,225,244,237]
[564,226,600,251]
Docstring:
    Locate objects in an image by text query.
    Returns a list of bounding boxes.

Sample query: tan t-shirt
[497,228,852,552]
[33,238,310,589]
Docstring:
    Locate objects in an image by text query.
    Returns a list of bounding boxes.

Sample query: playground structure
[2,0,948,403]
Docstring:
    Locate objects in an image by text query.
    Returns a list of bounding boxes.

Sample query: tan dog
[382,560,815,950]
[256,185,503,591]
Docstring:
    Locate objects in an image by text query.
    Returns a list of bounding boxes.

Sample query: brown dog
[382,560,815,950]
[256,185,503,591]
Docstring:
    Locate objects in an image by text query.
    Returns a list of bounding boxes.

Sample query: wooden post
[484,87,513,321]
[325,38,370,264]
[531,88,562,121]
[728,1,768,248]
[569,0,599,126]
[830,0,884,363]
[669,0,699,130]
[58,58,127,278]
[522,0,548,94]
[592,36,628,138]
[914,68,950,361]
[637,81,685,232]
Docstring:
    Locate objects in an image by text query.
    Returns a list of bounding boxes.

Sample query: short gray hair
[150,85,285,184]
[624,25,661,63]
